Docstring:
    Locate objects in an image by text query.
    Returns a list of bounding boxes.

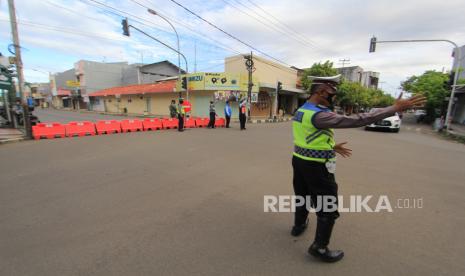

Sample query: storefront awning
[88,80,177,97]
[259,82,307,94]
[57,88,71,96]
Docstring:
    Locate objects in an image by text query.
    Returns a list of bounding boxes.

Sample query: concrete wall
[75,60,128,96]
[54,69,76,90]
[337,66,363,83]
[453,94,465,124]
[139,62,181,84]
[452,45,465,80]
[122,64,141,85]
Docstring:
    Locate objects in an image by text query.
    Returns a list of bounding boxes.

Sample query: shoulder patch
[293,111,304,122]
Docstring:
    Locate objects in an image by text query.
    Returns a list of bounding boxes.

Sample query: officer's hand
[393,92,427,112]
[334,142,352,158]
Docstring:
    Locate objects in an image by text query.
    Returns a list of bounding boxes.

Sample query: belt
[294,145,335,159]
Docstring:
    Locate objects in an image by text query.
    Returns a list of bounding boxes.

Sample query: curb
[0,137,25,145]
[250,118,293,124]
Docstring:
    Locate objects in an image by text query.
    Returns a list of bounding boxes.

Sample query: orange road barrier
[143,118,163,131]
[32,122,66,140]
[185,117,197,128]
[120,119,144,133]
[95,120,121,135]
[195,117,209,128]
[215,118,226,128]
[65,121,96,137]
[162,118,179,129]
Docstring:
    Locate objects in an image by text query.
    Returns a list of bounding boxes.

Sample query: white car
[365,112,402,133]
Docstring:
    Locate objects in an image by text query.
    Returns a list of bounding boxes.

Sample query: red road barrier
[32,122,66,140]
[162,118,178,129]
[120,119,144,133]
[95,120,121,134]
[65,121,96,137]
[195,117,209,128]
[185,117,196,128]
[215,117,226,128]
[143,118,163,131]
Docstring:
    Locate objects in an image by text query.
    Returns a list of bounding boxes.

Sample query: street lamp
[147,9,181,78]
[369,36,462,133]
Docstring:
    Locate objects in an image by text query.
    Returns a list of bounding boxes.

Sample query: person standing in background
[208,101,216,129]
[239,98,247,130]
[169,100,177,118]
[224,100,232,128]
[177,98,185,132]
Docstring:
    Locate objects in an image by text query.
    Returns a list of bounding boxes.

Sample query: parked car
[414,109,426,123]
[365,111,402,133]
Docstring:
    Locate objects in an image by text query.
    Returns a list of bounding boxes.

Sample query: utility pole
[245,51,254,118]
[8,0,32,138]
[368,36,462,133]
[338,58,350,68]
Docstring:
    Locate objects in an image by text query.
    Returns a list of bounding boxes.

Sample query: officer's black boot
[291,218,308,237]
[308,217,344,263]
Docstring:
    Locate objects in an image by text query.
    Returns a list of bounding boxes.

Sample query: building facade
[225,54,306,118]
[337,66,380,89]
[51,60,184,111]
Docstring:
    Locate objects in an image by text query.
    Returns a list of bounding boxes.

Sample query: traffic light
[277,81,282,92]
[181,76,187,89]
[369,36,377,53]
[122,18,130,36]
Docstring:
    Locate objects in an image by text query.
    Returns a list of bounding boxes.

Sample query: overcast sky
[1,0,464,95]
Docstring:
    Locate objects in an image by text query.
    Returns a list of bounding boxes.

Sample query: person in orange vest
[239,98,247,130]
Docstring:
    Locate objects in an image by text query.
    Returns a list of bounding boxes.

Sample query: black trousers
[178,114,184,131]
[292,156,339,227]
[225,115,231,128]
[208,112,216,128]
[239,113,246,129]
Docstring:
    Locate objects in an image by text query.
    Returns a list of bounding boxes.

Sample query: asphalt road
[1,119,465,275]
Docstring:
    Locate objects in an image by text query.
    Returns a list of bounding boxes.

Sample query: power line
[0,19,126,42]
[82,0,243,56]
[44,0,105,23]
[223,0,318,51]
[167,0,291,66]
[244,0,320,49]
[127,0,243,55]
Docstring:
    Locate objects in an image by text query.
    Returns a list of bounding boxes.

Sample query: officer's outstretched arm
[314,94,426,129]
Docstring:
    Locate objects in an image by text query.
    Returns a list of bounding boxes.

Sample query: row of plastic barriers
[32,117,226,140]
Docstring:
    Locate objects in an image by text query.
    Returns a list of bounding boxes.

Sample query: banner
[205,73,240,90]
[176,72,259,92]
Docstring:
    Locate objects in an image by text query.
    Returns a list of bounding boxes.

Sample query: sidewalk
[449,123,465,137]
[0,128,24,144]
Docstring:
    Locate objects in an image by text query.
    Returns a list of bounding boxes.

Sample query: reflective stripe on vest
[292,102,335,163]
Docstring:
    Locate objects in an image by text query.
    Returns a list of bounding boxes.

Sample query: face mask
[321,92,335,110]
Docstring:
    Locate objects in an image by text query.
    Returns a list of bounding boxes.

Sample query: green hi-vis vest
[292,102,336,163]
[178,104,186,115]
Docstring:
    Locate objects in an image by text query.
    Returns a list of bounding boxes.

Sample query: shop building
[225,54,307,118]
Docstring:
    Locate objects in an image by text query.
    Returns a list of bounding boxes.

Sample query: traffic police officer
[291,75,426,263]
[177,98,186,132]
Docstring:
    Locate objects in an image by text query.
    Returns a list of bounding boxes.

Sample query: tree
[301,61,338,91]
[336,80,394,113]
[401,70,450,123]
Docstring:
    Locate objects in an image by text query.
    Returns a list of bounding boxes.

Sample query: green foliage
[401,70,450,123]
[301,61,338,91]
[336,80,394,111]
[300,60,394,111]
